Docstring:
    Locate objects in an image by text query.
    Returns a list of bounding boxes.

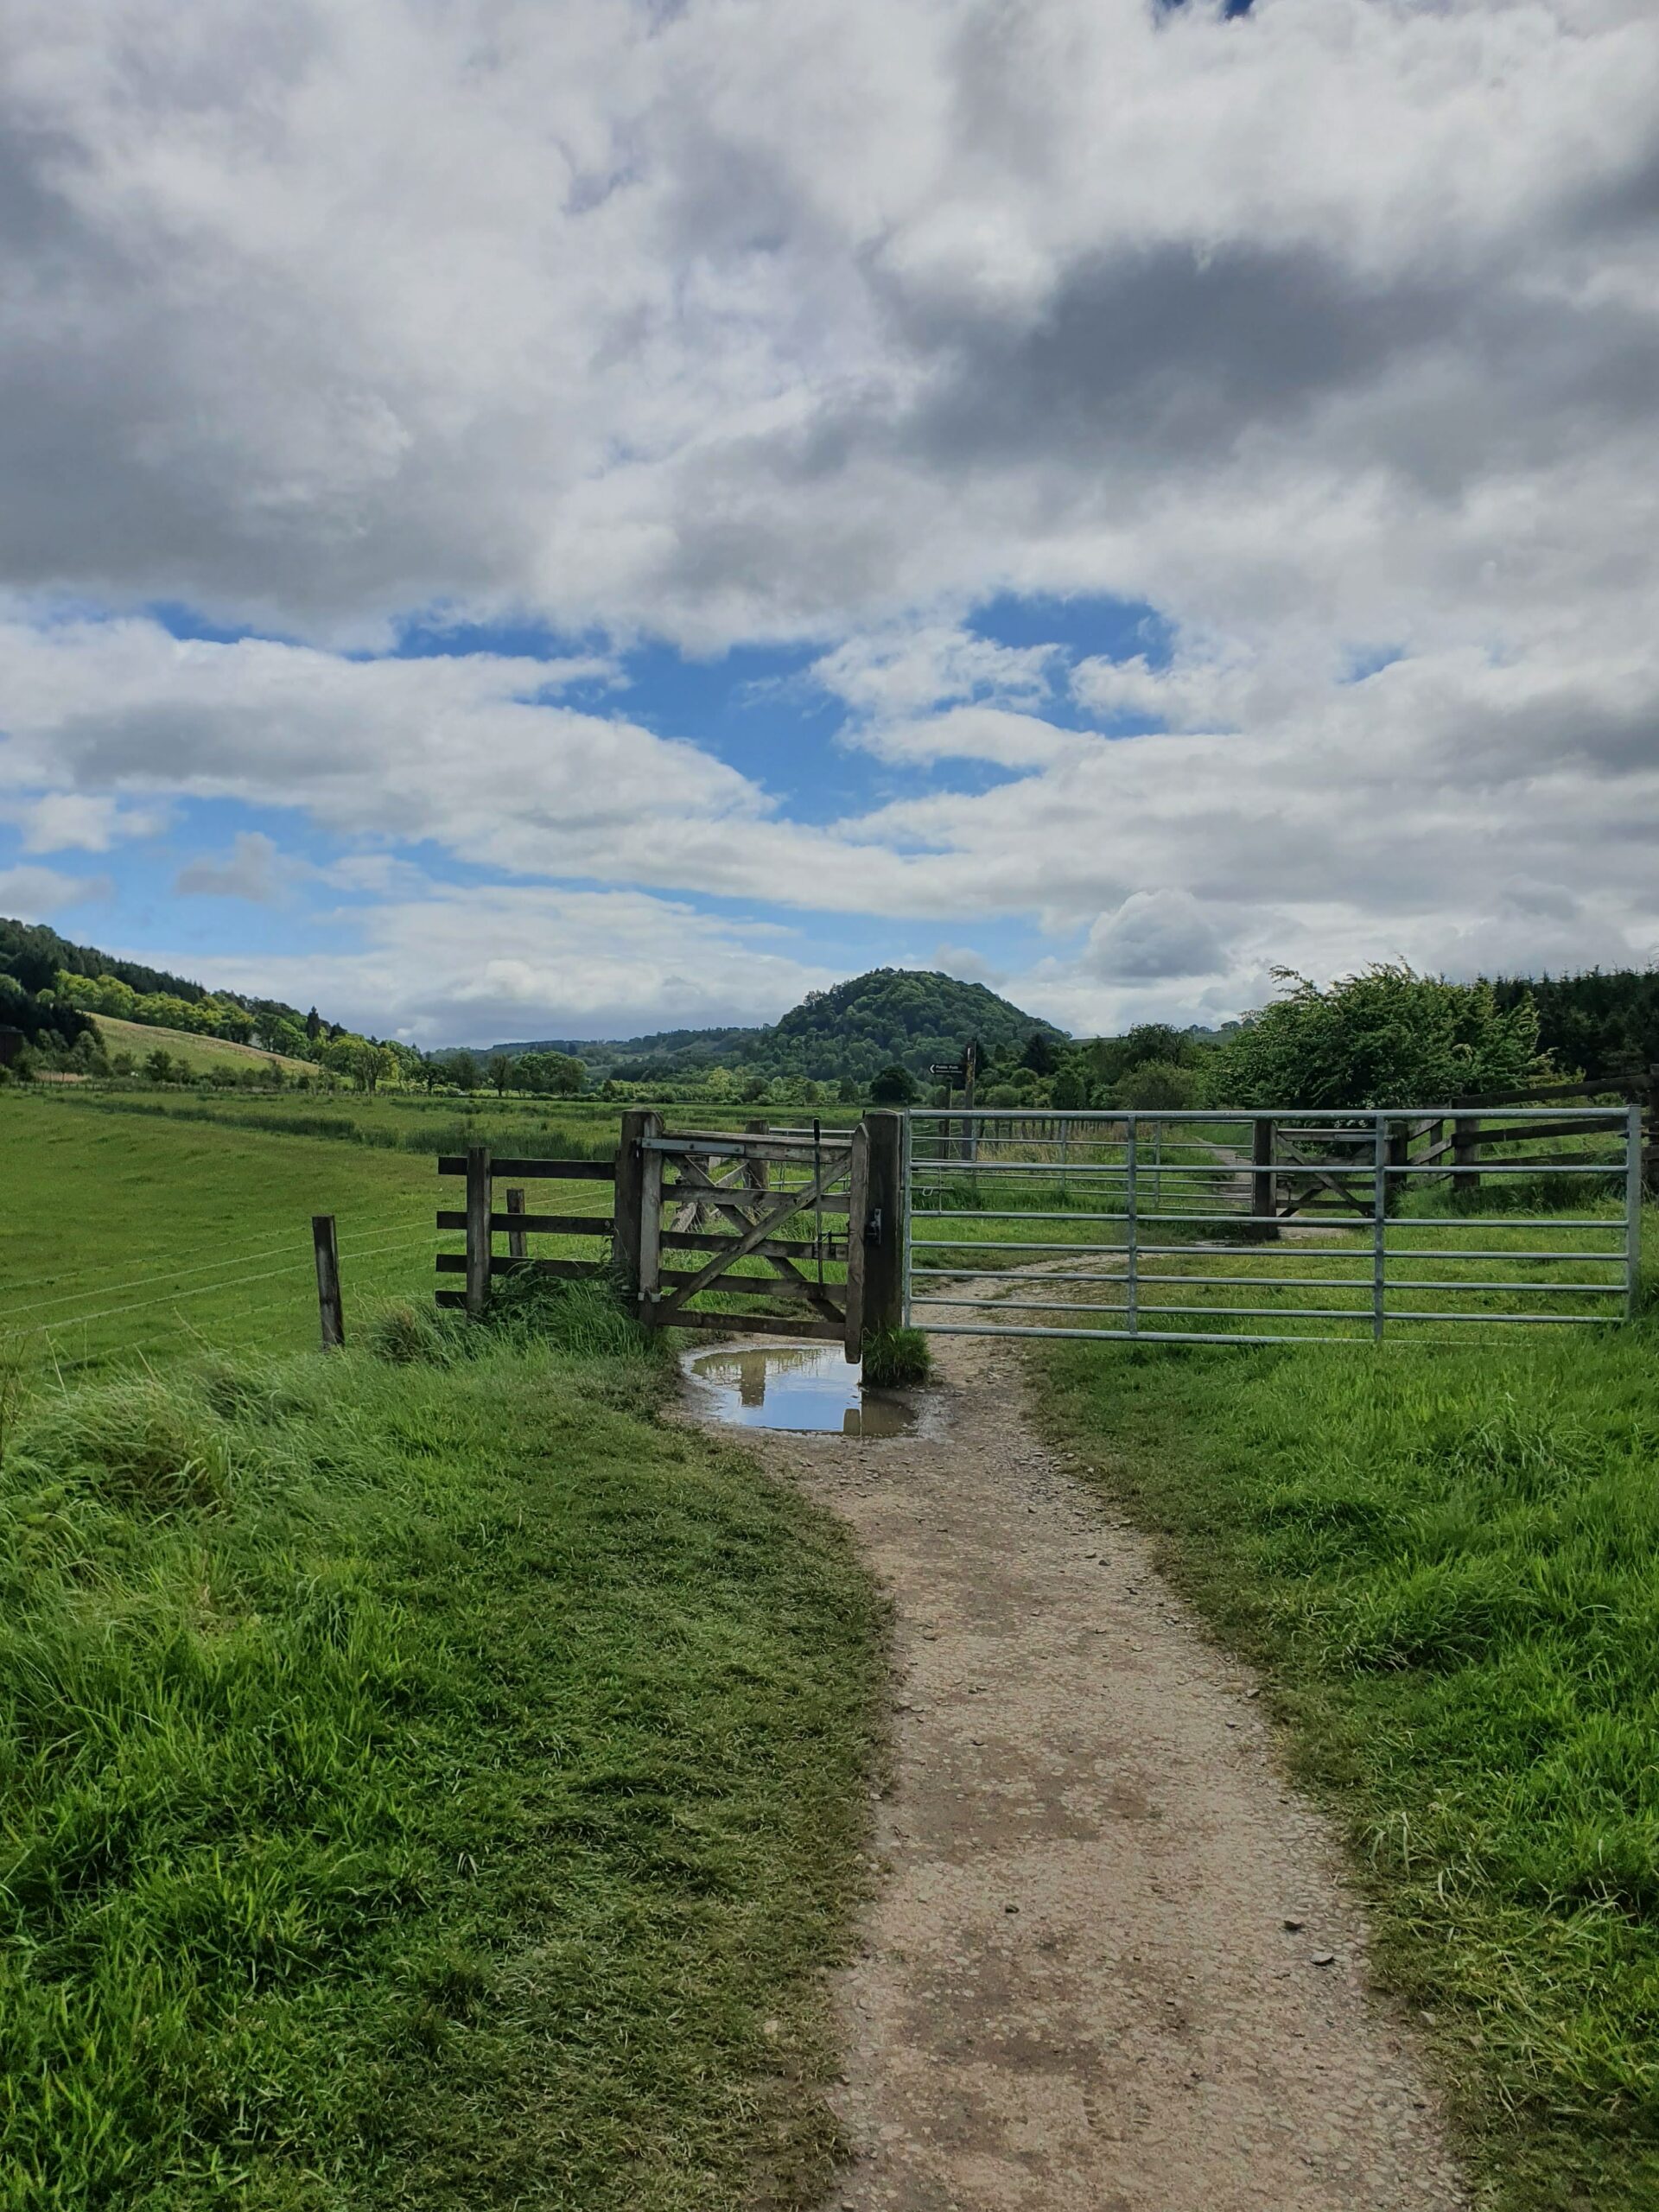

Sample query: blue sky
[2,0,1655,1047]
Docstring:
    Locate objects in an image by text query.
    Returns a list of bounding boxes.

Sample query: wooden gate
[437,1112,905,1358]
[615,1110,903,1355]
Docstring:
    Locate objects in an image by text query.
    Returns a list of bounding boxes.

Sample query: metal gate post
[1371,1115,1388,1340]
[1251,1115,1278,1238]
[901,1110,913,1326]
[1125,1117,1139,1335]
[1627,1101,1644,1319]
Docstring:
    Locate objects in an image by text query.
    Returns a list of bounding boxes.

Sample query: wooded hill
[493,968,1070,1085]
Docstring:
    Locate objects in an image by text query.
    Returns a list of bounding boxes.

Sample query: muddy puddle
[683,1340,918,1437]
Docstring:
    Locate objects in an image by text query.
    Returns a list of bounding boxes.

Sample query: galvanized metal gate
[902,1106,1643,1345]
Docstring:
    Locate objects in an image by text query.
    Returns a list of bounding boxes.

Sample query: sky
[1,0,1656,1048]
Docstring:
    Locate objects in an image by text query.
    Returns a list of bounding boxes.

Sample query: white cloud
[167,882,842,1047]
[1084,891,1228,983]
[815,626,1058,717]
[174,830,292,903]
[0,0,1656,1033]
[0,864,110,917]
[6,791,162,853]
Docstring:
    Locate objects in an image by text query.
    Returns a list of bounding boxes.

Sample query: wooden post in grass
[861,1111,906,1341]
[505,1185,527,1262]
[465,1144,492,1319]
[1385,1123,1408,1217]
[745,1118,770,1199]
[1452,1113,1480,1197]
[312,1214,345,1349]
[613,1109,663,1318]
[1250,1116,1278,1240]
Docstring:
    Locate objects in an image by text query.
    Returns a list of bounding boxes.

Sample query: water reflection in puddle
[683,1341,918,1437]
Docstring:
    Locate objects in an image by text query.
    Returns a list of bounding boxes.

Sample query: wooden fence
[435,1146,616,1312]
[435,1112,904,1356]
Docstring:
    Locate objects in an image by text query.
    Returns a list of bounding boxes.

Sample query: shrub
[1115,1058,1201,1111]
[1209,963,1543,1109]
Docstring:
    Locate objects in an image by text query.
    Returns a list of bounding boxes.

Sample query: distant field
[92,1013,317,1077]
[0,1093,615,1375]
[32,1078,629,1156]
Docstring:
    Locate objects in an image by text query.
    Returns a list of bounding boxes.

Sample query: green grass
[1033,1292,1659,2210]
[29,1080,626,1159]
[0,1094,620,1376]
[92,1015,317,1078]
[858,1326,932,1389]
[0,1305,885,2209]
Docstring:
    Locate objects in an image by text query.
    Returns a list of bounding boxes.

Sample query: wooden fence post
[861,1111,906,1340]
[613,1109,647,1302]
[639,1114,664,1313]
[465,1143,493,1318]
[505,1185,527,1261]
[613,1109,663,1318]
[1384,1123,1408,1217]
[745,1118,771,1198]
[1452,1114,1479,1196]
[1250,1116,1278,1239]
[311,1214,345,1349]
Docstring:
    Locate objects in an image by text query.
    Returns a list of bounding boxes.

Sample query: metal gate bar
[902,1104,1641,1345]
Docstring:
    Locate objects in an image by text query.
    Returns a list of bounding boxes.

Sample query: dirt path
[715,1330,1473,2212]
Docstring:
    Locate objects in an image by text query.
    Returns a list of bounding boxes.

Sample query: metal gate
[902,1106,1643,1346]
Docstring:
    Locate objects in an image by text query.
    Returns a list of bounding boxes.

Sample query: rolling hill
[493,968,1070,1084]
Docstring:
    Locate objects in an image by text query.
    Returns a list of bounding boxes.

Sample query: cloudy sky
[2,0,1656,1046]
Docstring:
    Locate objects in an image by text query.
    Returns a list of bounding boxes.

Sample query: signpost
[930,1041,978,1162]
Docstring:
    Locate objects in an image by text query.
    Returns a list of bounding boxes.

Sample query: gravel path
[714,1328,1473,2212]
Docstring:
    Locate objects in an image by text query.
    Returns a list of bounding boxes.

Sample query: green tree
[1020,1031,1058,1076]
[1116,1059,1201,1110]
[1209,966,1543,1109]
[487,1053,512,1097]
[1052,1063,1090,1109]
[870,1063,919,1105]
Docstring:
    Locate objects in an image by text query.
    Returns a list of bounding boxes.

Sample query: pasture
[0,1090,885,2209]
[91,1014,318,1079]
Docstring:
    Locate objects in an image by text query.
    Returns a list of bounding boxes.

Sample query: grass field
[92,1014,317,1079]
[0,1094,612,1378]
[1034,1300,1659,2210]
[0,1306,884,2209]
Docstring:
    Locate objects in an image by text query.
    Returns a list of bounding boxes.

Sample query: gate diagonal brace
[667,1151,847,1321]
[1273,1138,1376,1217]
[670,1154,752,1235]
[652,1153,850,1321]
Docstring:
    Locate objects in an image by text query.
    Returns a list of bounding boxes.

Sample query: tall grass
[0,1324,883,2209]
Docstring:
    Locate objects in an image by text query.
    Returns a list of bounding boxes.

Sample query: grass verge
[1032,1319,1659,2210]
[0,1297,883,2209]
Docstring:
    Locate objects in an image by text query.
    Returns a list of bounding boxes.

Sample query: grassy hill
[496,967,1069,1085]
[93,1014,316,1079]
